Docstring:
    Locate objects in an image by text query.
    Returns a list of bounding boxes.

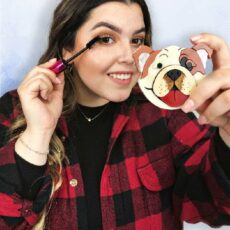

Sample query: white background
[0,0,230,96]
[0,1,230,229]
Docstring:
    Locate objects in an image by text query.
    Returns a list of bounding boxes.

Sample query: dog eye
[180,57,193,71]
[157,63,163,69]
[186,61,193,71]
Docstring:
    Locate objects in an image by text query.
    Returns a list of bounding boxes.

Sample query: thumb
[40,58,57,68]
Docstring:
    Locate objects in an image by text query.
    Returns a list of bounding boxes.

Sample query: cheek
[93,48,118,65]
[76,50,117,75]
[74,55,98,76]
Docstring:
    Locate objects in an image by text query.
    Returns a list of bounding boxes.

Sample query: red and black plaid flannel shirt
[0,88,230,230]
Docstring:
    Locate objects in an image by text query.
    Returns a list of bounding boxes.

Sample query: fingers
[181,67,230,127]
[22,74,55,100]
[182,33,230,116]
[18,59,63,101]
[50,73,65,100]
[55,73,65,92]
[183,33,230,141]
[197,89,230,125]
[191,33,229,52]
[190,33,230,69]
[39,58,57,68]
[183,69,230,110]
[23,59,61,84]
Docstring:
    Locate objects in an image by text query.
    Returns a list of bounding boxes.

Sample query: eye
[186,61,193,71]
[98,35,114,44]
[132,37,145,46]
[180,56,195,71]
[157,63,163,69]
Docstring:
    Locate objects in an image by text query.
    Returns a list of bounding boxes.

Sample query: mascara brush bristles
[66,36,101,64]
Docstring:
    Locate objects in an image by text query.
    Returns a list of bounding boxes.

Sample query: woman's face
[64,2,146,106]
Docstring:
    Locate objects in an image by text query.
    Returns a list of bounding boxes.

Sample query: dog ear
[192,43,213,69]
[133,45,152,72]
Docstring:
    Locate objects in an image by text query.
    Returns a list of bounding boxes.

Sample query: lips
[107,72,133,85]
[160,90,189,107]
[108,73,132,80]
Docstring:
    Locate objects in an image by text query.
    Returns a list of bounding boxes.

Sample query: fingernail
[190,34,202,42]
[198,115,208,125]
[182,99,195,113]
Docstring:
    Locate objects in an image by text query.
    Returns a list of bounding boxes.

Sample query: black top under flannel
[0,88,230,230]
[15,103,116,229]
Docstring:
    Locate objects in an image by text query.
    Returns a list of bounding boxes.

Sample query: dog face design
[133,43,212,110]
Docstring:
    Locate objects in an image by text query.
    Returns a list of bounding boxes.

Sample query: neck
[75,74,109,107]
[77,98,109,107]
[76,87,109,107]
[76,102,110,122]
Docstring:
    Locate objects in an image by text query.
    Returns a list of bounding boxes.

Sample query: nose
[166,69,182,81]
[117,42,134,65]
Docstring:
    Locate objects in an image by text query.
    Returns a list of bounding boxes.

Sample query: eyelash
[98,35,114,44]
[97,34,145,46]
[132,37,145,46]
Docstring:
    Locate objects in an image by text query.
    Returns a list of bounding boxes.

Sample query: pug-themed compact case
[133,43,213,110]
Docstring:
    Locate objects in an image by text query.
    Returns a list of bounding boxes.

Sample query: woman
[0,0,230,229]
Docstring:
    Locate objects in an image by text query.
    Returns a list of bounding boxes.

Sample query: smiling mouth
[108,73,132,80]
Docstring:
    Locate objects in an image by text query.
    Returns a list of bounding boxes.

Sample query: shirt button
[23,209,32,217]
[69,178,78,187]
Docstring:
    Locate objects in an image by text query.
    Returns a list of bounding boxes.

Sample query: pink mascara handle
[49,60,67,74]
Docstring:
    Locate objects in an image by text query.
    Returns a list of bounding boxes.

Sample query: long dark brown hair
[40,0,152,114]
[10,0,152,228]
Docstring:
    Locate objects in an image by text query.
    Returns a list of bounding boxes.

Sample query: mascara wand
[49,36,101,74]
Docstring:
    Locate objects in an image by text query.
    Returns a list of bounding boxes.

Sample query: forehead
[84,2,145,31]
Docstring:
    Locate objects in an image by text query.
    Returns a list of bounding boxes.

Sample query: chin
[107,91,132,103]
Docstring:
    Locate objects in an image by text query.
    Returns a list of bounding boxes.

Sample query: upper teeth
[109,73,131,80]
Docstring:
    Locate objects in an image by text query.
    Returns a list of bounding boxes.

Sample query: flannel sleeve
[168,110,230,227]
[0,91,52,229]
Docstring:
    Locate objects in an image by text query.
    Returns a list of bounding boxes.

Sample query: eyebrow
[91,21,146,34]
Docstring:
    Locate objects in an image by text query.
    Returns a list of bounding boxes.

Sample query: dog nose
[166,69,182,81]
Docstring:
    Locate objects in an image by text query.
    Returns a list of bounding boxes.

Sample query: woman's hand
[15,59,65,165]
[17,59,65,136]
[182,33,230,147]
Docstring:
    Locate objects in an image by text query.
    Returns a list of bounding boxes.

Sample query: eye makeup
[49,26,145,74]
[91,21,146,45]
[49,36,101,74]
[92,31,145,51]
